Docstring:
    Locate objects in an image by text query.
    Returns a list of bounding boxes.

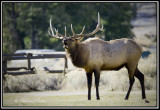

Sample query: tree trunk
[11,3,25,50]
[31,24,36,49]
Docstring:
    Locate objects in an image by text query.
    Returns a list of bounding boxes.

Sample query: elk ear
[76,36,84,43]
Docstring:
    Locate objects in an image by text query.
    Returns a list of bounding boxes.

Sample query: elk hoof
[97,98,100,100]
[145,100,150,103]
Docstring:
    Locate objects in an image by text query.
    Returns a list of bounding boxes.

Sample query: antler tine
[72,12,103,38]
[72,26,85,38]
[48,18,65,39]
[55,28,65,38]
[80,12,103,37]
[49,18,55,36]
[94,12,100,30]
[100,24,104,31]
[65,26,67,37]
[48,28,52,36]
[97,12,103,31]
[80,26,85,34]
[48,28,63,39]
[54,28,58,34]
[71,24,75,36]
[74,26,85,39]
[97,12,100,27]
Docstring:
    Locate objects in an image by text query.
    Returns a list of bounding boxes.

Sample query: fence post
[2,60,7,80]
[64,57,68,75]
[27,53,32,70]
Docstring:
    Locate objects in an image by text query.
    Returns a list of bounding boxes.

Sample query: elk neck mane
[66,42,89,68]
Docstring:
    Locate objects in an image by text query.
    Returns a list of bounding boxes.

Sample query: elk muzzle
[63,39,68,49]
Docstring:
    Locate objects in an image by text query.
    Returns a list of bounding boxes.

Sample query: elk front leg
[86,72,93,100]
[93,69,100,100]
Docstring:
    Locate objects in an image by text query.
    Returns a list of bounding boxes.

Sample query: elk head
[48,12,103,50]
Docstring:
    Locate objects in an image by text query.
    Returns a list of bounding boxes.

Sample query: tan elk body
[48,13,146,100]
[66,37,142,72]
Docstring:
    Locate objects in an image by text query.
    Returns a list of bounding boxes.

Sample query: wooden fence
[2,52,68,78]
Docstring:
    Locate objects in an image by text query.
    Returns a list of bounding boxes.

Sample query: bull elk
[48,12,146,100]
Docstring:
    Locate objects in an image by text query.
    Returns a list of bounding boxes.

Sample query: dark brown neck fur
[66,43,88,68]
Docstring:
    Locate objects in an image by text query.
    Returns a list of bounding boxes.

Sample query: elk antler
[71,12,103,38]
[48,12,103,39]
[71,24,86,37]
[48,19,65,39]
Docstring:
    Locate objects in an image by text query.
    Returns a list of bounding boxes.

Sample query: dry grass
[3,51,157,93]
[3,90,157,107]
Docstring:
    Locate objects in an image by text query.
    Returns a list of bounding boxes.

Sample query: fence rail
[2,52,68,78]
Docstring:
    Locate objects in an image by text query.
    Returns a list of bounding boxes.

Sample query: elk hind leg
[125,74,135,100]
[125,65,135,100]
[134,67,146,99]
